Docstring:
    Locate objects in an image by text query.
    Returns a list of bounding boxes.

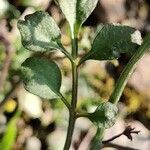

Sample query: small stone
[25,136,41,150]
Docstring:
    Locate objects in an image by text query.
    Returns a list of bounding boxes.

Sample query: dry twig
[102,125,140,144]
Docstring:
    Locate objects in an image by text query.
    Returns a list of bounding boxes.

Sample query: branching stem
[102,126,140,144]
[91,33,150,149]
[59,43,74,63]
[63,36,78,150]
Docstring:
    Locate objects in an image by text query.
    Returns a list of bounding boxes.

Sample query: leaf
[81,24,139,62]
[88,102,118,129]
[56,0,98,36]
[18,11,62,52]
[0,110,20,150]
[21,57,62,99]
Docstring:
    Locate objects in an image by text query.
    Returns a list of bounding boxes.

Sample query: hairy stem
[63,37,78,150]
[109,33,150,104]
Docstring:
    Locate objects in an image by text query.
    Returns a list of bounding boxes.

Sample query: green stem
[90,127,105,150]
[71,38,78,59]
[77,53,89,67]
[59,43,74,63]
[59,93,71,111]
[90,33,150,150]
[109,34,150,104]
[63,109,75,150]
[63,37,78,150]
[76,112,91,118]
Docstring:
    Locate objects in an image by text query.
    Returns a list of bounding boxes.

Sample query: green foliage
[88,102,118,129]
[17,1,150,149]
[21,57,62,99]
[0,111,20,150]
[110,32,150,104]
[56,0,99,37]
[80,24,138,63]
[17,11,62,52]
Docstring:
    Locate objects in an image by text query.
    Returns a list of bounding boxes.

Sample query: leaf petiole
[58,43,74,63]
[58,93,71,111]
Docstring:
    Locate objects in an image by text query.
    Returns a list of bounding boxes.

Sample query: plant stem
[63,37,78,150]
[91,33,150,149]
[90,127,105,150]
[60,45,74,63]
[76,112,91,118]
[71,38,78,59]
[109,33,150,105]
[59,93,71,111]
[63,110,76,150]
[102,125,140,144]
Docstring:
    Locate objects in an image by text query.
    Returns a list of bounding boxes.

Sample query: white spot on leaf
[131,30,143,45]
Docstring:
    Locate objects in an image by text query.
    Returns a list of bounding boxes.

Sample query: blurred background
[0,0,150,150]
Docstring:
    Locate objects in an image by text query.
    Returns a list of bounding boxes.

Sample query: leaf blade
[81,24,140,62]
[21,57,62,99]
[56,0,98,36]
[88,102,118,129]
[18,11,61,52]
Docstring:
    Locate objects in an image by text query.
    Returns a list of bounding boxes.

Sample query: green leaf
[88,102,118,129]
[21,57,62,99]
[18,11,62,52]
[109,32,150,104]
[56,0,98,37]
[0,110,20,150]
[81,24,139,62]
